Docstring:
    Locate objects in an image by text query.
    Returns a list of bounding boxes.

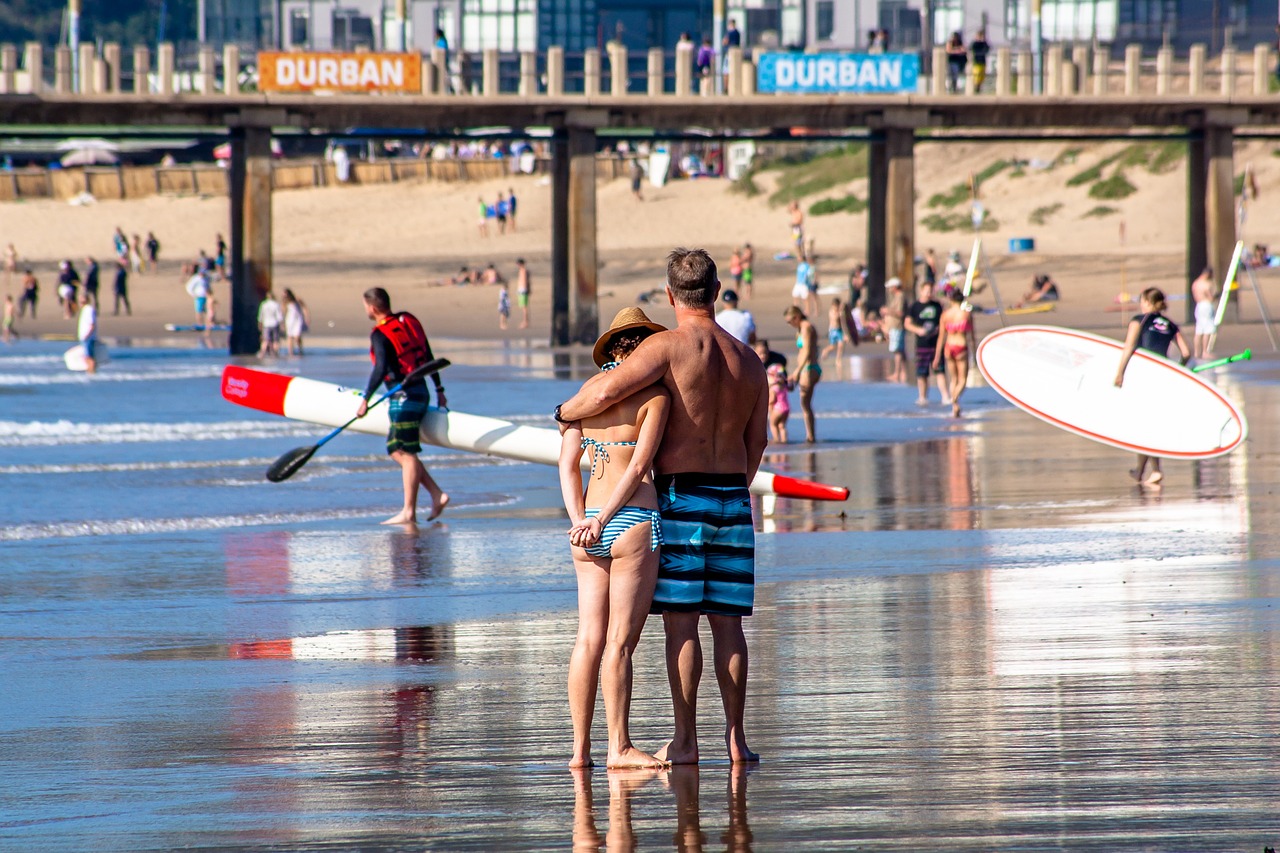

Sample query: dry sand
[3,139,1277,353]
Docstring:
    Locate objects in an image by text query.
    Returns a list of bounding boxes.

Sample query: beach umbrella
[59,146,119,166]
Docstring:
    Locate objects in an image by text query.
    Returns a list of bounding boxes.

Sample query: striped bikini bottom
[582,506,662,559]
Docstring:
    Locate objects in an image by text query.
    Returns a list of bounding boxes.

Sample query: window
[816,1,834,42]
[463,0,536,51]
[932,0,963,46]
[289,9,309,47]
[1042,0,1117,42]
[1004,0,1023,44]
[1227,0,1248,37]
[1117,0,1177,42]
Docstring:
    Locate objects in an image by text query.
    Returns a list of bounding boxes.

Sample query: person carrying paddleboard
[357,287,449,524]
[1114,287,1191,487]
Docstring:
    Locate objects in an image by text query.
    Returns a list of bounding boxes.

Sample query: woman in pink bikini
[933,288,976,417]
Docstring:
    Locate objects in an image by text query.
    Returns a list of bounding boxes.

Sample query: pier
[2,41,1278,353]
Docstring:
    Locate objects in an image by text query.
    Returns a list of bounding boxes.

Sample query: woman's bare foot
[381,509,416,525]
[426,492,450,521]
[569,753,595,768]
[951,402,961,418]
[607,746,669,769]
[1145,471,1164,485]
[654,740,699,765]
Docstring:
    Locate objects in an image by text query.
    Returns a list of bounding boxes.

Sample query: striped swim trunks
[386,394,427,455]
[653,472,755,617]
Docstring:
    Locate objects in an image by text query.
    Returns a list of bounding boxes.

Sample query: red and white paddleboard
[221,365,849,501]
[977,325,1247,459]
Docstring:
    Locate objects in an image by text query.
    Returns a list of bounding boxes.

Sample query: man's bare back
[564,317,766,478]
[646,320,765,477]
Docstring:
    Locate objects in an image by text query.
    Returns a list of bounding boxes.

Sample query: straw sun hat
[592,307,667,367]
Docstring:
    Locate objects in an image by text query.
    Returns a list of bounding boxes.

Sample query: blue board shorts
[653,472,755,617]
[386,394,426,455]
[82,338,96,359]
[194,296,207,314]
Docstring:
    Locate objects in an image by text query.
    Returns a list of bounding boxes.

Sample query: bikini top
[944,318,970,333]
[581,435,636,478]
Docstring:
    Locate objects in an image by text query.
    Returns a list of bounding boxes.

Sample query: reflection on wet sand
[571,766,753,853]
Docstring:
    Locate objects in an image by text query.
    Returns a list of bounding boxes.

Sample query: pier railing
[0,41,1275,99]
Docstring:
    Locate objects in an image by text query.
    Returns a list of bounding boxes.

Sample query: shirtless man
[1191,266,1216,359]
[557,248,769,765]
[787,201,805,254]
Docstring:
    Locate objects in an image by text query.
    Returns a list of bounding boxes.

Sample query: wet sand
[2,341,1279,850]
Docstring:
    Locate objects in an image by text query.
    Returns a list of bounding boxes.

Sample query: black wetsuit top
[1133,312,1179,357]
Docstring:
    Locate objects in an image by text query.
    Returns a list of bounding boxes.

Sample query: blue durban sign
[755,52,920,95]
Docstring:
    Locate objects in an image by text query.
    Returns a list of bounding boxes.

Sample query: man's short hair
[363,287,391,313]
[666,248,717,308]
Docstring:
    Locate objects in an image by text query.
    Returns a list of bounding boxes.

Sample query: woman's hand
[569,517,603,548]
[1114,373,1125,388]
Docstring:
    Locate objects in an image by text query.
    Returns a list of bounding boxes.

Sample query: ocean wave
[0,454,382,474]
[0,419,317,447]
[0,496,518,541]
[0,365,225,386]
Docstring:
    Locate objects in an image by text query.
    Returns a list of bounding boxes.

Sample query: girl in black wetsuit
[1114,287,1192,486]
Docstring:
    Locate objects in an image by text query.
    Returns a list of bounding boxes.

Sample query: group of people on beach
[476,189,519,238]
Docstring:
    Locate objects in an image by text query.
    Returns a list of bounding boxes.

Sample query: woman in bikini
[784,305,821,442]
[933,289,976,417]
[558,307,670,770]
[1114,287,1191,487]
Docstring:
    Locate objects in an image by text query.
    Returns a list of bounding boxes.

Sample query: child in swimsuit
[767,363,791,443]
[933,288,976,418]
[558,307,671,771]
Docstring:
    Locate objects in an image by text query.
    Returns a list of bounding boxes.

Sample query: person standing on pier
[357,287,449,524]
[970,30,990,92]
[945,32,967,94]
[556,248,768,765]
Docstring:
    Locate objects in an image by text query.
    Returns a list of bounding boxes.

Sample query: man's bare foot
[568,754,594,768]
[654,740,698,765]
[426,492,450,521]
[952,402,961,418]
[915,398,929,406]
[607,746,668,769]
[381,509,416,525]
[726,731,760,764]
[1145,471,1164,485]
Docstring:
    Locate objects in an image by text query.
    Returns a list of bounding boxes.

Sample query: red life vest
[371,312,428,383]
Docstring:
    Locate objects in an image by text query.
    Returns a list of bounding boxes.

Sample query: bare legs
[1130,454,1163,486]
[797,374,818,443]
[656,611,702,764]
[655,611,759,765]
[948,354,969,417]
[382,449,448,524]
[567,523,664,769]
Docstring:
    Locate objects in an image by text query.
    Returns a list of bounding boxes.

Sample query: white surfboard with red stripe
[221,365,850,501]
[976,325,1247,459]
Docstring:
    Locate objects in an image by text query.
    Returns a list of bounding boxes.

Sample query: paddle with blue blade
[266,357,450,483]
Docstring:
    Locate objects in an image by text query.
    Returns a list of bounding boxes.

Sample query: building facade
[201,0,1277,56]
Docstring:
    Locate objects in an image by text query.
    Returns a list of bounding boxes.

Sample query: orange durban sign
[258,52,423,93]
